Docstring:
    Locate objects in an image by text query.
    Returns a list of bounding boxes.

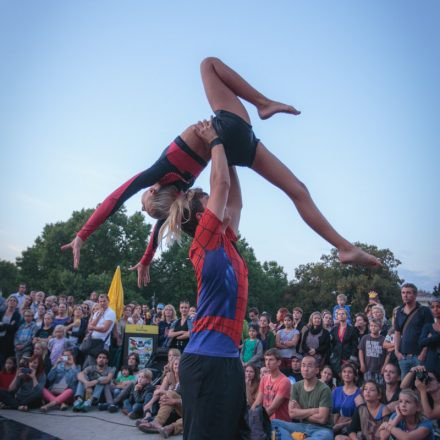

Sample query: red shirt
[259,373,291,421]
[0,371,15,390]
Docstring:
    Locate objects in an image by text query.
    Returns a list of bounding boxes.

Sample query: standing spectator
[41,349,79,411]
[248,307,260,325]
[20,296,32,317]
[241,323,263,368]
[158,304,176,347]
[0,296,21,367]
[353,312,369,343]
[34,313,54,344]
[333,293,352,325]
[293,307,306,332]
[419,297,440,377]
[271,307,289,332]
[394,283,433,378]
[84,291,98,310]
[302,311,331,368]
[67,295,75,309]
[372,305,389,337]
[11,283,27,309]
[378,389,433,440]
[276,313,300,369]
[358,318,387,384]
[0,357,17,390]
[0,354,46,410]
[259,314,276,351]
[73,351,115,412]
[31,291,45,315]
[65,305,88,347]
[81,302,91,319]
[272,355,333,440]
[364,290,381,317]
[332,363,361,435]
[245,363,260,407]
[14,309,38,362]
[251,348,291,421]
[322,310,334,332]
[34,304,46,327]
[128,307,144,325]
[116,305,132,347]
[330,308,358,378]
[168,300,191,352]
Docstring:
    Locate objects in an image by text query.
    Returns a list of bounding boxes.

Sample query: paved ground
[0,409,183,440]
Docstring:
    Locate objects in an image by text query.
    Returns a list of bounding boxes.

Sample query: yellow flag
[108,266,124,320]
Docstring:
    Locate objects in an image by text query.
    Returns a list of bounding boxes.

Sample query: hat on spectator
[157,303,165,310]
[291,353,303,360]
[430,296,440,303]
[368,290,379,299]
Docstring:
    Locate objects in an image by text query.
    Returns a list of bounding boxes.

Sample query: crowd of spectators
[0,282,439,439]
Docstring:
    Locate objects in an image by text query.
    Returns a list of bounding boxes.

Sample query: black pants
[179,353,250,440]
[0,389,42,409]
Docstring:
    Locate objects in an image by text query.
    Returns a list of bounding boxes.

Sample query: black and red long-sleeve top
[76,137,207,266]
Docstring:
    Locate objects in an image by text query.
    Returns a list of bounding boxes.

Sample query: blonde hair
[163,304,177,321]
[147,185,181,219]
[159,188,206,245]
[399,389,424,423]
[308,311,322,327]
[139,368,153,381]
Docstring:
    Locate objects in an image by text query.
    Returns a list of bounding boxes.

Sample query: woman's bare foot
[159,425,174,438]
[258,99,300,120]
[339,246,381,267]
[18,405,28,411]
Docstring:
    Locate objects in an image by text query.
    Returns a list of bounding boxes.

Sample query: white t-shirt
[91,307,116,346]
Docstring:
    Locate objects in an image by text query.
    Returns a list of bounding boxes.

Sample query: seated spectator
[272,355,333,440]
[34,304,46,328]
[259,314,276,351]
[48,325,69,367]
[142,357,180,420]
[0,296,21,367]
[358,318,387,385]
[0,354,46,411]
[414,367,440,423]
[281,353,303,384]
[14,309,38,362]
[122,368,155,419]
[245,363,260,407]
[419,297,440,378]
[332,363,361,435]
[53,302,70,327]
[320,364,335,390]
[382,362,401,411]
[158,304,177,347]
[276,313,300,369]
[73,351,116,412]
[160,349,181,382]
[302,311,331,368]
[337,380,391,440]
[378,389,433,440]
[41,349,79,411]
[251,348,291,421]
[112,365,136,399]
[112,352,141,407]
[34,313,54,344]
[0,357,17,390]
[65,305,88,347]
[33,341,52,374]
[241,324,264,368]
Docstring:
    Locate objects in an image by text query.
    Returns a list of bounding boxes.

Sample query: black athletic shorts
[212,109,259,167]
[179,353,250,440]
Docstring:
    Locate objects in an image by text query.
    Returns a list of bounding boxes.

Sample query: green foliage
[285,243,402,317]
[0,259,21,296]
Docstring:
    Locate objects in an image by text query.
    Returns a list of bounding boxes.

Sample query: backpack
[248,405,272,440]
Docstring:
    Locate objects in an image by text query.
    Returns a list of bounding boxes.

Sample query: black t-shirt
[35,326,54,339]
[170,318,189,351]
[395,303,433,355]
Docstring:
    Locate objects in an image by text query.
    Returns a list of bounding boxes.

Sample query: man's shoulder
[104,308,116,320]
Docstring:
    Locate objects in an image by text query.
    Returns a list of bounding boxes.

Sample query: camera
[416,370,430,384]
[20,367,32,374]
[62,356,68,362]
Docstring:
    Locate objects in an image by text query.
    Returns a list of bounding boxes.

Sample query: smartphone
[20,368,32,374]
[62,356,68,362]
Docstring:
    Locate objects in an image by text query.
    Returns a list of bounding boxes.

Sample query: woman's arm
[284,332,300,348]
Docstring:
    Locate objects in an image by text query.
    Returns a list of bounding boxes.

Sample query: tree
[16,207,151,302]
[285,243,402,317]
[0,259,21,296]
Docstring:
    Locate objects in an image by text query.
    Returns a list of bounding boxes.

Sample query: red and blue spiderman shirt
[185,209,248,358]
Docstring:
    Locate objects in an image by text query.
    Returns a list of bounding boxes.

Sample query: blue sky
[1,0,439,291]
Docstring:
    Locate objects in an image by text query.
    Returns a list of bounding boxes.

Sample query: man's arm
[307,406,330,425]
[265,394,289,417]
[99,369,115,385]
[226,166,242,235]
[394,331,403,360]
[288,400,317,419]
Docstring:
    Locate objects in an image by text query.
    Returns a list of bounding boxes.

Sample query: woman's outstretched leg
[252,142,381,267]
[200,57,300,122]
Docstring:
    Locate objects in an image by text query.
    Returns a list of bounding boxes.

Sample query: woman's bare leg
[200,57,300,122]
[252,143,381,267]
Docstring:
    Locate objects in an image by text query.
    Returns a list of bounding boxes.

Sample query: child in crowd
[48,325,69,367]
[0,357,17,390]
[240,324,263,368]
[276,313,300,369]
[113,365,136,398]
[333,294,352,325]
[122,369,155,419]
[358,318,387,385]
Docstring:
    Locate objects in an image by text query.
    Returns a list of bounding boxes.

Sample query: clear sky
[1,0,439,291]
